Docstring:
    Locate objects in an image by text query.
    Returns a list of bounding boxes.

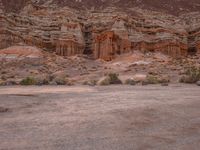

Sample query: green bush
[20,77,36,85]
[179,66,200,83]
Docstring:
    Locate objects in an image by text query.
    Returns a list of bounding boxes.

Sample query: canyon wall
[0,2,200,60]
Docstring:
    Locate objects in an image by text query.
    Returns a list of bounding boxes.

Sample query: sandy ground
[0,85,200,150]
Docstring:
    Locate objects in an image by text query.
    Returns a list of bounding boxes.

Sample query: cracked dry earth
[0,85,200,150]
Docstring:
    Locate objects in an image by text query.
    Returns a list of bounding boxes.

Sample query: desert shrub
[145,75,159,84]
[83,81,88,85]
[99,73,122,86]
[179,66,200,83]
[52,77,74,85]
[20,77,36,85]
[90,80,97,86]
[65,79,74,86]
[36,78,49,85]
[125,79,136,85]
[144,75,170,85]
[99,77,111,86]
[53,78,66,85]
[108,73,122,84]
[179,76,188,83]
[158,76,170,84]
[161,83,169,86]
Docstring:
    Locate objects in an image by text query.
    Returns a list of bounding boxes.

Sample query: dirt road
[0,85,200,150]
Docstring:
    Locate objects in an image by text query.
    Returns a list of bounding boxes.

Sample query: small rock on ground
[196,81,200,86]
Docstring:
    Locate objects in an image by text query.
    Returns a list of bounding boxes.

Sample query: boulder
[196,81,200,86]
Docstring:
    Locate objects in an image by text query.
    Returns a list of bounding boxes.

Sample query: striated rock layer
[0,1,200,60]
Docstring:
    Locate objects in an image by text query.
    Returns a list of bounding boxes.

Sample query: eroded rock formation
[55,22,85,56]
[0,1,200,60]
[93,31,131,61]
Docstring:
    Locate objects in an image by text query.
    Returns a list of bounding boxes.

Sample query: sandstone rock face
[89,10,193,60]
[55,22,85,56]
[5,0,200,15]
[93,31,131,61]
[0,1,200,60]
[0,7,85,57]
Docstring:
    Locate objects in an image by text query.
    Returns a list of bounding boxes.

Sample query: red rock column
[94,40,99,59]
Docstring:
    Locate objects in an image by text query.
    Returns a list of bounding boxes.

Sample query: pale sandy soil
[0,85,200,150]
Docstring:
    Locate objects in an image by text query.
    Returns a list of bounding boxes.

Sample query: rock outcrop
[0,46,43,59]
[93,31,131,61]
[0,1,200,60]
[55,22,85,56]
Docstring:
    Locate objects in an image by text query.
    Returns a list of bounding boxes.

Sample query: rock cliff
[0,0,200,60]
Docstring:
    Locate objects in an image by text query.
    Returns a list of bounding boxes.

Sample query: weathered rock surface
[0,46,43,59]
[2,0,200,15]
[0,0,200,60]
